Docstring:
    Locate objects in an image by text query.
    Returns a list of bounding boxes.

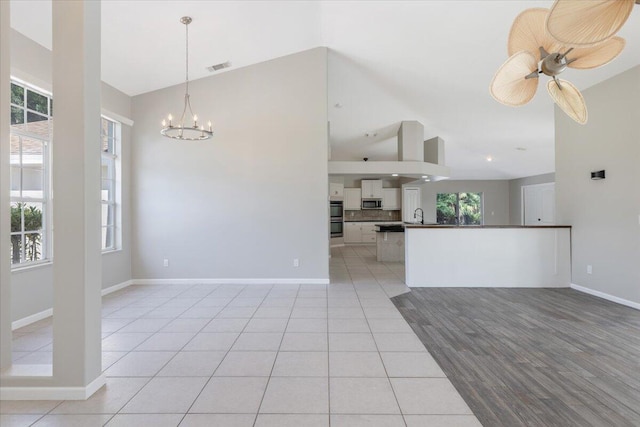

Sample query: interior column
[0,0,12,372]
[51,0,104,392]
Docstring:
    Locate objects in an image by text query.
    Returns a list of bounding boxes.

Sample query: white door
[523,183,555,225]
[403,187,421,223]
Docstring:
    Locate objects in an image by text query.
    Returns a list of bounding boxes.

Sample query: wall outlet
[293,258,300,267]
[388,211,392,216]
[587,265,592,274]
[163,259,169,267]
[350,212,354,217]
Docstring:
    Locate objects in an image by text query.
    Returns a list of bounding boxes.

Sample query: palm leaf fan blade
[547,79,588,124]
[546,0,635,47]
[490,51,539,107]
[568,37,626,69]
[508,8,560,59]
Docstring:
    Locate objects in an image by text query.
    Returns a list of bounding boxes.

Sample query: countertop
[403,224,572,229]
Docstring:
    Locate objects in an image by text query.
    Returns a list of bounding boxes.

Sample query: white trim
[101,279,133,296]
[0,375,106,400]
[11,308,52,331]
[11,280,133,330]
[132,278,330,286]
[570,283,640,311]
[101,109,134,127]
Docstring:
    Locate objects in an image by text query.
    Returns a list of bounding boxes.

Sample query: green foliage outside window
[10,203,43,263]
[437,192,482,225]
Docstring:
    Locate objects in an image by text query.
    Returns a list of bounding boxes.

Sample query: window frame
[9,79,53,268]
[101,116,121,252]
[436,192,484,226]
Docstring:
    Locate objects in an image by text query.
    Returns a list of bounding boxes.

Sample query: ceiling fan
[546,0,638,48]
[490,8,625,124]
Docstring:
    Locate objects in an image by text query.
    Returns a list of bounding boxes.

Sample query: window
[10,80,52,266]
[101,117,120,251]
[436,192,483,225]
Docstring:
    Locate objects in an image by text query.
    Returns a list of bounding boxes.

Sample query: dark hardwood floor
[391,288,640,427]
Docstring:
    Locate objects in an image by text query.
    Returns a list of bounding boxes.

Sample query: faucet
[413,208,424,225]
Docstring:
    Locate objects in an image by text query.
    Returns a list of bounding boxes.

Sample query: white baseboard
[132,278,330,286]
[11,280,133,331]
[0,374,106,400]
[11,308,53,331]
[101,279,133,296]
[570,283,640,311]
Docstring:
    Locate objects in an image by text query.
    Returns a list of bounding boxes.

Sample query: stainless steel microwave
[362,199,382,209]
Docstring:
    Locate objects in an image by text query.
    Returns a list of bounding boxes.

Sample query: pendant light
[161,16,213,140]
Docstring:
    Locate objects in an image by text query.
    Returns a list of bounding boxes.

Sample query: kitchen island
[404,225,571,288]
[375,223,405,262]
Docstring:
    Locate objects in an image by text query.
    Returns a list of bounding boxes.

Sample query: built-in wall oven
[330,201,343,238]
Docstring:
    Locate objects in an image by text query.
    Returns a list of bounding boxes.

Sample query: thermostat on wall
[591,170,605,180]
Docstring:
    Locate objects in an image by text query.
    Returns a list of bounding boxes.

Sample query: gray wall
[508,173,555,225]
[10,29,133,321]
[420,180,510,225]
[131,48,329,281]
[556,66,640,305]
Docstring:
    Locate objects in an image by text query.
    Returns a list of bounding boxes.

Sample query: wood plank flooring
[391,288,640,427]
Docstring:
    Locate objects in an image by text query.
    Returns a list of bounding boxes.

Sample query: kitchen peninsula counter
[405,225,571,288]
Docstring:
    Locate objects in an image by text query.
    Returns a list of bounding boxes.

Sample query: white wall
[556,66,640,306]
[131,48,329,282]
[419,180,510,225]
[9,29,133,322]
[508,173,555,225]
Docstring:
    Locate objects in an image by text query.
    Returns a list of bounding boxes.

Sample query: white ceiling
[10,0,640,179]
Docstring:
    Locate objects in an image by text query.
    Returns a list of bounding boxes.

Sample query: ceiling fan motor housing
[541,53,567,77]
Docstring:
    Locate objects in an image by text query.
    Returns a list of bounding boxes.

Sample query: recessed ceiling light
[516,147,527,151]
[391,173,398,177]
[424,178,431,182]
[421,175,428,178]
[486,156,493,162]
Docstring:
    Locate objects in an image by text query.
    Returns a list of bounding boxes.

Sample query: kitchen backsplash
[345,210,401,221]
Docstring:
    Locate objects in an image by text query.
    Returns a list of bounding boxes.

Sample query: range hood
[328,121,450,180]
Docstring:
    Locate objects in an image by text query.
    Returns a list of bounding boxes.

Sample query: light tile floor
[2,245,481,426]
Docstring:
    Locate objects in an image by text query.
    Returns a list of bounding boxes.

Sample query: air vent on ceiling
[207,61,231,72]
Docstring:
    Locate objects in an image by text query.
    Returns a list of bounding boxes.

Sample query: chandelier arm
[185,20,189,96]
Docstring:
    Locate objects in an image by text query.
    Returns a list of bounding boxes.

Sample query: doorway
[522,183,555,225]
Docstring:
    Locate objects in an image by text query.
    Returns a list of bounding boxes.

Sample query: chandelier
[161,16,213,140]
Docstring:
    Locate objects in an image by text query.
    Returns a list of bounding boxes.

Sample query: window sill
[102,249,122,256]
[11,261,53,274]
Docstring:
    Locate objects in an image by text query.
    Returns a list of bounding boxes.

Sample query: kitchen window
[101,116,120,251]
[10,80,52,266]
[436,192,483,225]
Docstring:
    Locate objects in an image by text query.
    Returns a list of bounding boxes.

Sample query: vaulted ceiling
[10,1,640,179]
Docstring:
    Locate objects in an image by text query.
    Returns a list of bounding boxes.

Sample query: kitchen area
[330,178,413,264]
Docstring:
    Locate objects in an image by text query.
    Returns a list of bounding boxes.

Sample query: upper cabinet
[329,183,344,199]
[361,179,383,199]
[344,188,362,210]
[382,188,400,210]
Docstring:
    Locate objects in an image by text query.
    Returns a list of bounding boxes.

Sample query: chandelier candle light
[161,16,213,140]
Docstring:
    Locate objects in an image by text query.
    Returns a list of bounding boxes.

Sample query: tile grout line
[177,283,271,426]
[251,283,301,427]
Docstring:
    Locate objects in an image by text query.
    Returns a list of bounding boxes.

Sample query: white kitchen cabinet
[344,222,377,244]
[361,180,383,199]
[382,188,400,210]
[344,188,362,210]
[329,183,344,199]
[361,223,377,243]
[344,222,362,243]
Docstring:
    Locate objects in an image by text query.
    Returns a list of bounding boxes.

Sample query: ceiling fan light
[546,0,635,47]
[567,36,626,69]
[490,51,539,107]
[547,79,588,125]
